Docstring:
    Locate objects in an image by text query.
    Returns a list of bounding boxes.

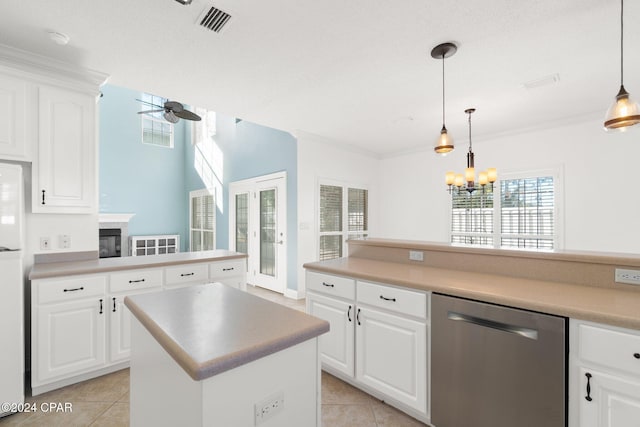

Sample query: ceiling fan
[137,99,201,123]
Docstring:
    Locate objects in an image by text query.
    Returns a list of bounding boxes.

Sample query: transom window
[451,169,561,250]
[140,93,174,148]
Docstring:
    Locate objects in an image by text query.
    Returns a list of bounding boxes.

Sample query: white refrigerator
[0,162,24,417]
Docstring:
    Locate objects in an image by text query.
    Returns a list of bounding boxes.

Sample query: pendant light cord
[442,54,446,127]
[621,0,624,85]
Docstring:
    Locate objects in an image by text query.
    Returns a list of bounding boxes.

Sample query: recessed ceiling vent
[197,6,232,33]
[523,73,561,90]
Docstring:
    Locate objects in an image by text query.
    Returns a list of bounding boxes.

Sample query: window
[318,183,368,261]
[190,189,215,251]
[450,169,561,250]
[140,93,174,148]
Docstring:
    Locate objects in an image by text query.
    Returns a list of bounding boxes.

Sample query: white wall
[296,132,380,296]
[377,117,640,254]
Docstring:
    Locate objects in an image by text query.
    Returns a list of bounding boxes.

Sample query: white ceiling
[0,0,637,157]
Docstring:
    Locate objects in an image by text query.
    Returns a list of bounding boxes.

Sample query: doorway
[229,172,287,294]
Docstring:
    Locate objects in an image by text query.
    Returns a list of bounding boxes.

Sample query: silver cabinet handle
[447,311,538,340]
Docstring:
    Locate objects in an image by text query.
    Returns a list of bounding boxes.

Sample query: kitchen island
[125,283,329,427]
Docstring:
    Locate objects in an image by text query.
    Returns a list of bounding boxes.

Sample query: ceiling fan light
[164,111,180,124]
[434,126,454,155]
[604,86,640,131]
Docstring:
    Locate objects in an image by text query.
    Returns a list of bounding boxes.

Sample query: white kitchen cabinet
[356,306,427,414]
[32,275,107,387]
[571,319,640,427]
[210,258,247,290]
[305,270,429,422]
[164,263,210,289]
[307,291,354,376]
[32,84,96,214]
[0,73,29,161]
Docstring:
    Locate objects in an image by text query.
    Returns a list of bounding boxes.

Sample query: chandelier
[445,108,497,194]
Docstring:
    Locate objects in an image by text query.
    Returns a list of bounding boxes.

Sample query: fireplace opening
[99,229,122,258]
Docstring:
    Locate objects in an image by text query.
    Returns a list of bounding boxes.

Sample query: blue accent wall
[99,85,189,251]
[185,116,298,291]
[101,84,298,291]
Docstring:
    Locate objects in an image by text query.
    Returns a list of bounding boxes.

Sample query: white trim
[189,188,216,252]
[98,213,135,223]
[284,288,301,300]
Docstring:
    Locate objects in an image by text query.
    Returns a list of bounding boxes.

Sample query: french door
[229,172,287,294]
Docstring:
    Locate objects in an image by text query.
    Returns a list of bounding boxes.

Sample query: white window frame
[140,93,174,149]
[449,167,564,251]
[190,188,216,252]
[317,179,369,260]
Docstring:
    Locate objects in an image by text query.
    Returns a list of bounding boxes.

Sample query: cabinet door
[356,306,427,414]
[35,298,106,384]
[215,276,247,291]
[109,296,131,363]
[33,85,96,213]
[0,74,29,160]
[306,292,354,377]
[578,367,640,427]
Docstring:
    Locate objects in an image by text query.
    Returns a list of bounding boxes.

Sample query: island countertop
[124,283,329,381]
[29,250,247,280]
[304,257,640,330]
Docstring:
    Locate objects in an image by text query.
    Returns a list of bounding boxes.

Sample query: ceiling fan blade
[164,101,184,113]
[136,99,164,109]
[174,109,202,121]
[137,109,164,114]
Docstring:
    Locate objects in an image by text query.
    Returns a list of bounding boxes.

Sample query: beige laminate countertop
[29,250,247,280]
[304,257,640,330]
[124,283,329,381]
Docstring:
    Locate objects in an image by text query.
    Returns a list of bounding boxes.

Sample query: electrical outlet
[60,235,71,249]
[615,268,640,286]
[409,250,424,261]
[40,237,51,250]
[254,391,284,425]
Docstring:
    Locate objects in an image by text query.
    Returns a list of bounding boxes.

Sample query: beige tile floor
[0,285,427,427]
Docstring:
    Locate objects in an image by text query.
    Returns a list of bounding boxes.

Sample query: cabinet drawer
[210,259,245,278]
[36,275,106,305]
[307,271,355,300]
[110,269,162,293]
[578,322,640,376]
[357,280,427,319]
[165,263,209,286]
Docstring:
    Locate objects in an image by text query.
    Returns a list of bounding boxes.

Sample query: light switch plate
[615,268,640,286]
[409,250,424,261]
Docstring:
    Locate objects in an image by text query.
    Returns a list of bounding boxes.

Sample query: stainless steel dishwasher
[431,293,567,427]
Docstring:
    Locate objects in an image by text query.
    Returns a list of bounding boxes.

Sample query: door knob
[277,240,284,245]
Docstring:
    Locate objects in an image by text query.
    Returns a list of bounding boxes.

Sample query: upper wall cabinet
[0,73,30,161]
[0,43,108,214]
[32,85,96,214]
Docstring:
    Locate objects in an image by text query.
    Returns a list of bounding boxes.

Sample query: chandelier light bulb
[479,171,488,186]
[445,171,456,186]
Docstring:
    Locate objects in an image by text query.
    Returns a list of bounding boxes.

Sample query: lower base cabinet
[305,271,429,422]
[571,319,640,427]
[32,257,248,394]
[356,306,427,414]
[36,297,106,384]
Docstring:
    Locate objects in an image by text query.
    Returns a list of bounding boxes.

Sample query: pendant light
[604,0,640,131]
[431,42,457,155]
[445,108,497,194]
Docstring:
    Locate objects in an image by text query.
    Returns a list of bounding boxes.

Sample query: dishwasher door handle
[447,311,539,340]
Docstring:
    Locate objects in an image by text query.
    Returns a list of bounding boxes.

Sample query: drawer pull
[222,267,235,272]
[41,189,46,205]
[63,286,84,292]
[634,353,640,359]
[347,305,352,322]
[129,279,146,283]
[112,297,117,313]
[356,308,361,326]
[99,299,103,315]
[322,282,335,288]
[180,273,195,277]
[379,295,397,302]
[585,372,593,402]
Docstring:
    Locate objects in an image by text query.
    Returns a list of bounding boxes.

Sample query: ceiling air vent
[197,6,232,33]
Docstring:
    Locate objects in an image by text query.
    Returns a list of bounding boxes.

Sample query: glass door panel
[259,189,276,277]
[235,193,249,255]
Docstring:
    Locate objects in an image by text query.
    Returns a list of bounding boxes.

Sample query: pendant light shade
[604,0,640,131]
[431,42,457,155]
